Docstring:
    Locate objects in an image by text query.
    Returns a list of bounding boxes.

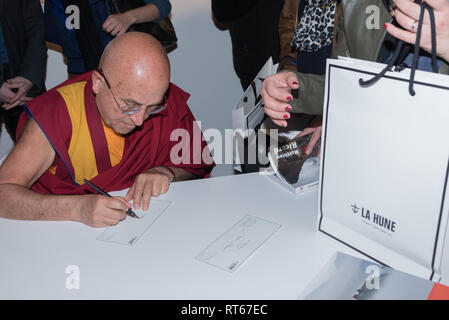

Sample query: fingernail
[293,81,298,86]
[302,146,307,153]
[285,106,292,111]
[283,114,289,119]
[383,23,388,29]
[286,96,292,101]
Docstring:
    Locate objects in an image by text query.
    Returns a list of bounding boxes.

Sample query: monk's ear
[92,70,102,95]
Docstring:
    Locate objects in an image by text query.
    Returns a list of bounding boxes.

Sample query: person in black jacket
[212,0,284,174]
[212,0,284,91]
[0,0,46,141]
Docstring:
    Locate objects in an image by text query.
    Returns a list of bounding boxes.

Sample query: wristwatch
[164,166,176,183]
[167,174,175,183]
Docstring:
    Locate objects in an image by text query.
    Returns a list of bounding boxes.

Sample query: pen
[83,179,139,219]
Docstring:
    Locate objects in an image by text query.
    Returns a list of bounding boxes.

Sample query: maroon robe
[16,72,215,194]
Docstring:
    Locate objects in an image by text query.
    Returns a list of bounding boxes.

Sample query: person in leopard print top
[262,0,449,155]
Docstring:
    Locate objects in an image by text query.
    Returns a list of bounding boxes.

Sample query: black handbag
[108,0,178,52]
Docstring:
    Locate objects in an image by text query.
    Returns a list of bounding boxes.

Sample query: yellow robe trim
[102,120,125,167]
[51,81,124,183]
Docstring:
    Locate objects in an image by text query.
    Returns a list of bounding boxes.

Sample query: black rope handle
[359,0,437,96]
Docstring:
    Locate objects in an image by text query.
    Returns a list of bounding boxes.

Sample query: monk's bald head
[92,32,171,134]
[99,32,170,100]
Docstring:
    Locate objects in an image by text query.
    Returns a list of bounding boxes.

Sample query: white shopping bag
[232,57,276,134]
[318,56,449,282]
[232,58,278,171]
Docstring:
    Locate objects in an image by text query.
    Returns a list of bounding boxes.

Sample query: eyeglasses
[96,68,167,116]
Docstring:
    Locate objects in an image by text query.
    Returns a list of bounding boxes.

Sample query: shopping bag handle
[359,0,438,96]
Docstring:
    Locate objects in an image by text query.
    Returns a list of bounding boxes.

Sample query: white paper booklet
[196,215,281,272]
[97,193,172,246]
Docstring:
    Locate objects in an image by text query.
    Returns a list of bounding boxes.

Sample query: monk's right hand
[261,71,299,128]
[76,195,130,228]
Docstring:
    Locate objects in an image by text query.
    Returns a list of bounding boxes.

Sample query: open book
[267,130,321,194]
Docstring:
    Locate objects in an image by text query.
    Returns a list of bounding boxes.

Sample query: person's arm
[262,0,349,127]
[2,0,47,110]
[0,119,130,227]
[160,166,194,182]
[124,165,194,211]
[17,0,47,94]
[103,0,172,36]
[144,0,172,21]
[124,100,213,211]
[261,70,325,128]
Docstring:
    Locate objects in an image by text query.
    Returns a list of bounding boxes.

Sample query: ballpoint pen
[83,179,140,219]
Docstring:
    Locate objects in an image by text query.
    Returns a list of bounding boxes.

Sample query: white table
[0,173,375,299]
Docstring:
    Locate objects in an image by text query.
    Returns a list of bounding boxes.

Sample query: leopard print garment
[291,0,336,53]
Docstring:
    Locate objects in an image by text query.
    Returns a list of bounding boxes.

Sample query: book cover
[267,132,320,193]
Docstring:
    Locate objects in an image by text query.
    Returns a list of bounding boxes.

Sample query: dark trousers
[240,120,272,174]
[0,63,24,142]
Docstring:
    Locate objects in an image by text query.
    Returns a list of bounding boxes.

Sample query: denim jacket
[45,0,172,74]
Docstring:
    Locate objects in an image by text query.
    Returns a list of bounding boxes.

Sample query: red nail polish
[285,106,292,111]
[302,146,307,153]
[283,114,289,119]
[383,23,388,29]
[286,96,292,101]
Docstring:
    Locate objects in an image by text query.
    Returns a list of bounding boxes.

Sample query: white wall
[169,0,242,176]
[0,0,242,176]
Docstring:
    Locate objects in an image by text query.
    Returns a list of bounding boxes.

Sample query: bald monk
[0,32,214,227]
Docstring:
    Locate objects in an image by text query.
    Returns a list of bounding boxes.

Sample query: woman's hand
[386,0,449,63]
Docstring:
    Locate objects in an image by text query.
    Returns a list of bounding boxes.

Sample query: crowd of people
[0,0,448,227]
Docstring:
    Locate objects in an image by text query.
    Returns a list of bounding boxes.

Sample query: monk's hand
[125,166,172,211]
[386,0,449,63]
[261,70,299,128]
[77,194,129,228]
[103,12,135,36]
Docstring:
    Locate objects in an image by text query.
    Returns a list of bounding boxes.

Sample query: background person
[212,0,284,173]
[212,0,284,91]
[0,0,47,141]
[261,0,449,154]
[44,0,172,77]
